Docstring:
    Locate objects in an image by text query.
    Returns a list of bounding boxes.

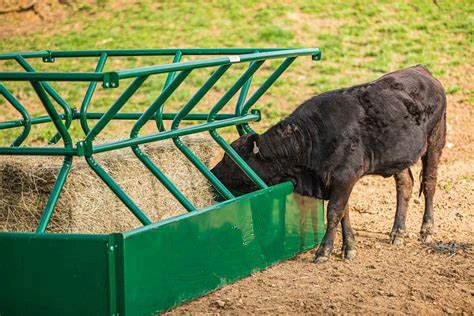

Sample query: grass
[0,0,472,144]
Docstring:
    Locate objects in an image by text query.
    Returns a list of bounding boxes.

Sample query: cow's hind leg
[420,116,446,243]
[313,177,355,263]
[390,168,414,245]
[341,203,357,259]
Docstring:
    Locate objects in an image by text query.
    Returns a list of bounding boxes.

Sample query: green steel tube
[0,147,75,155]
[240,57,296,115]
[85,76,148,142]
[80,52,108,134]
[130,70,195,212]
[93,113,259,154]
[30,82,72,147]
[116,49,318,79]
[36,155,73,233]
[30,81,74,232]
[86,156,152,225]
[239,57,296,134]
[207,61,267,189]
[0,48,294,60]
[0,72,106,82]
[131,71,191,136]
[235,67,254,136]
[156,51,182,131]
[171,65,233,200]
[0,113,235,131]
[0,84,31,146]
[15,55,74,144]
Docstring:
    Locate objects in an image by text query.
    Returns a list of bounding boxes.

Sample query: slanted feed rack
[0,48,324,315]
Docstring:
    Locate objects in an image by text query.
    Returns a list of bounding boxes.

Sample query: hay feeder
[0,48,324,315]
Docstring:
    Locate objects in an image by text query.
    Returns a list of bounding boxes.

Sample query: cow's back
[293,65,446,177]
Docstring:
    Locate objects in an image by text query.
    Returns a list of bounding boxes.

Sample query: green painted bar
[0,113,235,131]
[0,84,31,146]
[0,48,295,60]
[156,51,183,131]
[86,155,152,225]
[15,55,74,144]
[120,182,324,315]
[93,113,260,154]
[80,52,108,134]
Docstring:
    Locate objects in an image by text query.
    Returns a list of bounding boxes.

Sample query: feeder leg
[390,168,413,245]
[341,203,356,259]
[313,177,355,263]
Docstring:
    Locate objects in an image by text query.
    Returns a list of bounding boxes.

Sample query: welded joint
[250,109,261,122]
[312,50,322,61]
[76,140,93,157]
[102,72,120,89]
[41,51,55,63]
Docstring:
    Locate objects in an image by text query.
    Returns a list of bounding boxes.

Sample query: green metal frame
[0,48,324,315]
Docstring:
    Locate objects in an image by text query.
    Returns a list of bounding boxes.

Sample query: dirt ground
[168,72,474,314]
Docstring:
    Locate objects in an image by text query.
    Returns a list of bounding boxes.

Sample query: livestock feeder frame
[0,48,325,315]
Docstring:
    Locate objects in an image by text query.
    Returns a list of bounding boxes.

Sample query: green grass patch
[0,0,472,144]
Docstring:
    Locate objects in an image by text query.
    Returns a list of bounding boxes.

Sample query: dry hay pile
[0,136,218,233]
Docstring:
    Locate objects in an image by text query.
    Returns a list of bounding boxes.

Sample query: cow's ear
[277,123,298,138]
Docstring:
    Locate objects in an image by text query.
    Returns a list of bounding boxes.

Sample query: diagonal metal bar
[30,81,73,233]
[85,76,148,142]
[36,156,73,233]
[80,52,108,135]
[85,156,152,225]
[239,57,296,134]
[171,65,234,200]
[15,55,74,144]
[235,68,254,136]
[155,51,182,131]
[130,70,196,212]
[0,84,31,146]
[207,60,268,189]
[31,82,72,147]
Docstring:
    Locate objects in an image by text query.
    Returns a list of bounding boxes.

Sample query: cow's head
[210,133,284,194]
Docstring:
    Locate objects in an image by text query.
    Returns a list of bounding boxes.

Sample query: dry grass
[0,135,217,233]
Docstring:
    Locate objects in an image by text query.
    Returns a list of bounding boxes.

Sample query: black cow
[211,65,446,263]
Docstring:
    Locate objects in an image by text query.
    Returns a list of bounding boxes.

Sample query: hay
[0,136,218,233]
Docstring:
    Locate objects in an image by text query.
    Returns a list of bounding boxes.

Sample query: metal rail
[0,48,321,232]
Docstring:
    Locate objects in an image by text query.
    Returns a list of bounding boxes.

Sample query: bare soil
[168,74,474,314]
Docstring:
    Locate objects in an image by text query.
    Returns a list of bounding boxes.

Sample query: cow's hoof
[342,247,357,260]
[390,228,405,245]
[312,254,330,263]
[420,231,433,244]
[390,233,404,245]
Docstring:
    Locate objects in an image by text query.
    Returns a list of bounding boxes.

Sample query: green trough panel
[0,233,112,315]
[119,182,324,315]
[0,182,324,316]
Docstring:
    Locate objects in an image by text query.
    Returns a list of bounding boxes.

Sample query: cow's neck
[259,116,314,169]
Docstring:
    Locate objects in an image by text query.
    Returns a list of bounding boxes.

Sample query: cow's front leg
[313,178,355,263]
